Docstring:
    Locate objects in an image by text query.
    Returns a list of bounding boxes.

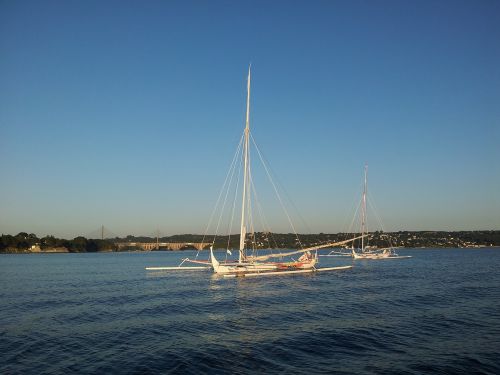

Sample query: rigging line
[212,136,243,243]
[248,167,268,257]
[246,155,258,256]
[344,179,366,248]
[249,156,261,256]
[347,197,362,238]
[199,133,244,254]
[260,229,279,251]
[248,176,281,250]
[249,135,313,234]
[366,192,394,248]
[248,161,285,256]
[224,161,244,262]
[249,173,276,256]
[226,147,243,252]
[343,200,363,250]
[247,174,280,250]
[341,179,365,234]
[250,134,304,249]
[366,191,386,231]
[246,165,254,255]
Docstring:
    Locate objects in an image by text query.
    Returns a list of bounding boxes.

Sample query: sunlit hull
[210,248,317,275]
[352,249,411,260]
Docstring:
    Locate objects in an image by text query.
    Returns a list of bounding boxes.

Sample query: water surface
[1,249,499,374]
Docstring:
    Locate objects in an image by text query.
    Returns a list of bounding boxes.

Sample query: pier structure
[115,242,211,251]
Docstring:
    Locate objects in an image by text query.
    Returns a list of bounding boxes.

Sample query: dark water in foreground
[1,249,500,374]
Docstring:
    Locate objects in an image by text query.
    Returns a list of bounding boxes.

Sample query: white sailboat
[349,165,411,260]
[208,66,361,276]
[147,66,360,276]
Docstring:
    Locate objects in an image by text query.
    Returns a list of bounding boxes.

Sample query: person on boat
[298,251,312,262]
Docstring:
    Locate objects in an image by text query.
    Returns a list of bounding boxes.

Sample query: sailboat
[146,67,362,276]
[206,66,365,276]
[349,165,411,260]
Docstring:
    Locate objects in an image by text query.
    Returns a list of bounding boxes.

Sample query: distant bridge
[115,242,211,251]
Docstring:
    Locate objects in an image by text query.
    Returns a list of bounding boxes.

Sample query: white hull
[210,248,318,275]
[352,249,411,260]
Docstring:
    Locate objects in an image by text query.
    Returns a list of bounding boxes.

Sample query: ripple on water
[1,249,500,374]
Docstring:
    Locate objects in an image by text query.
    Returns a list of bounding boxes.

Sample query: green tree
[41,235,57,249]
[15,232,29,250]
[28,233,39,246]
[71,236,88,252]
[0,235,16,250]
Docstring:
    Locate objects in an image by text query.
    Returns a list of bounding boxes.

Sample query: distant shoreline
[2,246,499,255]
[2,231,499,254]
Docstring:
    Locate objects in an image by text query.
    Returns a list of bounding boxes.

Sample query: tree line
[114,230,500,249]
[1,230,499,253]
[0,233,117,253]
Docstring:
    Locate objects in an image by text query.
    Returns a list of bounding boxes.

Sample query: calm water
[1,249,500,374]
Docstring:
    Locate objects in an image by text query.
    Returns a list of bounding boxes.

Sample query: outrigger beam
[223,265,353,278]
[145,266,210,271]
[250,235,367,261]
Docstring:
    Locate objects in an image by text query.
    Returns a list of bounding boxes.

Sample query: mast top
[245,65,251,132]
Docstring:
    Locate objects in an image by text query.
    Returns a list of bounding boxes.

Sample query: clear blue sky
[1,0,499,238]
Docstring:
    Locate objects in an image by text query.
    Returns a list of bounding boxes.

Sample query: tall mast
[361,164,368,251]
[239,66,251,263]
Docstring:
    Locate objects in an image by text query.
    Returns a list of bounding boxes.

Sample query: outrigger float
[144,266,209,271]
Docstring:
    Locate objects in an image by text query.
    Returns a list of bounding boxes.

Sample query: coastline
[2,246,499,255]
